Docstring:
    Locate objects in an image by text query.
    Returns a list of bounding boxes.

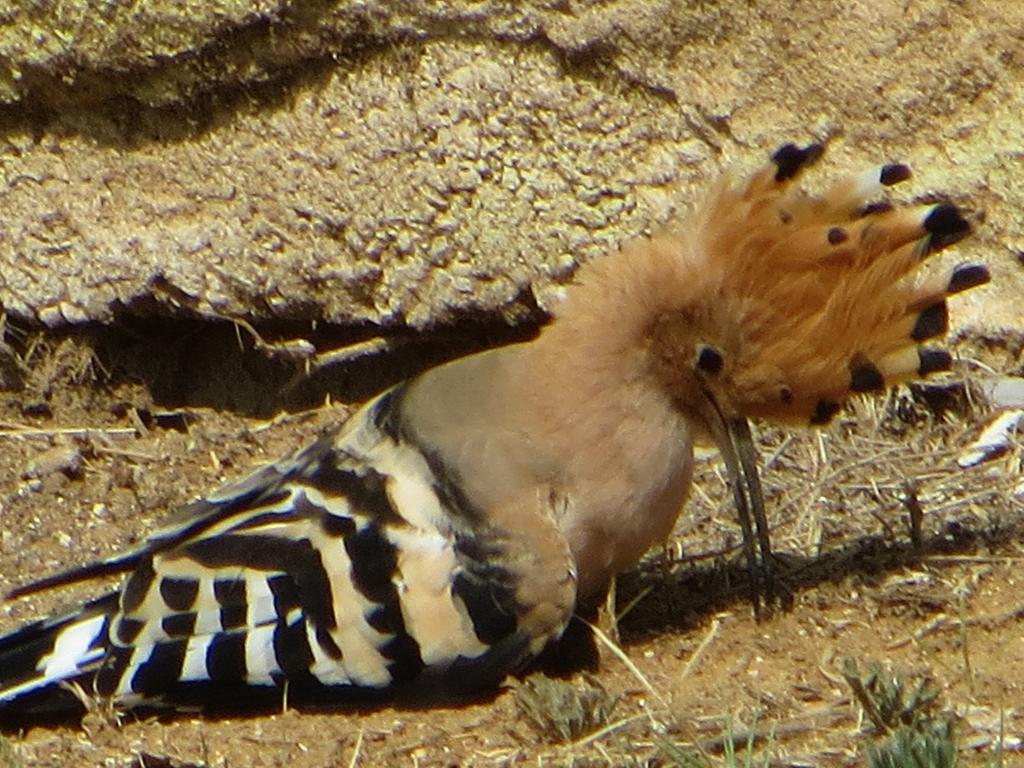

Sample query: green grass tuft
[866,722,958,768]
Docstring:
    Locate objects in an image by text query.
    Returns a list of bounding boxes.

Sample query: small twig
[601,576,620,644]
[692,704,849,752]
[128,407,150,437]
[923,555,1024,564]
[230,317,316,363]
[886,615,951,650]
[281,337,396,393]
[690,478,718,509]
[902,480,925,549]
[306,337,393,370]
[763,433,795,469]
[347,729,365,768]
[581,617,668,708]
[841,658,891,735]
[615,584,653,624]
[958,591,974,691]
[0,426,138,439]
[566,713,649,750]
[679,615,723,685]
[92,444,159,461]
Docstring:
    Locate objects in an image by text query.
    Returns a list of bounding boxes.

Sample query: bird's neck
[519,240,701,604]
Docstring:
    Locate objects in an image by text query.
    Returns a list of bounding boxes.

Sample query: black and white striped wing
[1,389,576,712]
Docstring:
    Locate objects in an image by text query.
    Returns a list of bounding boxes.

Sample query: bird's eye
[695,345,724,375]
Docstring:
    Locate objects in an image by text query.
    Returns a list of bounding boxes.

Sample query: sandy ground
[1,2,1023,765]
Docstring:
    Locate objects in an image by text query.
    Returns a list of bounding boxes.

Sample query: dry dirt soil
[0,3,1023,763]
[0,328,1022,767]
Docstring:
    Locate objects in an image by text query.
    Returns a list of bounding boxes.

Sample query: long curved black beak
[718,416,775,613]
[698,393,777,615]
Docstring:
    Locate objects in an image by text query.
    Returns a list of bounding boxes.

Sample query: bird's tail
[0,593,116,715]
[685,142,988,427]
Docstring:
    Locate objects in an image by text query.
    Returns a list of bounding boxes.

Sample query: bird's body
[0,145,987,716]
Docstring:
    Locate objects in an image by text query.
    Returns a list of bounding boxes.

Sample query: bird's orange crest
[665,143,987,426]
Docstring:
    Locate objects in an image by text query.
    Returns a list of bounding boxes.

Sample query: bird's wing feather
[1,385,577,711]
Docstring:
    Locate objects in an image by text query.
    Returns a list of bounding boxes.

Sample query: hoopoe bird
[0,144,988,716]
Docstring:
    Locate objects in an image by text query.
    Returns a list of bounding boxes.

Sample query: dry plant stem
[599,576,621,644]
[346,729,364,768]
[902,480,925,549]
[886,616,951,650]
[679,615,722,684]
[582,618,668,709]
[567,713,649,750]
[693,703,848,754]
[0,425,137,439]
[841,660,891,735]
[957,592,974,692]
[615,583,654,624]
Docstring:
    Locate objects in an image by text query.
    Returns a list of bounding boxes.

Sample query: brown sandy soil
[1,1,1023,765]
[0,330,1021,767]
